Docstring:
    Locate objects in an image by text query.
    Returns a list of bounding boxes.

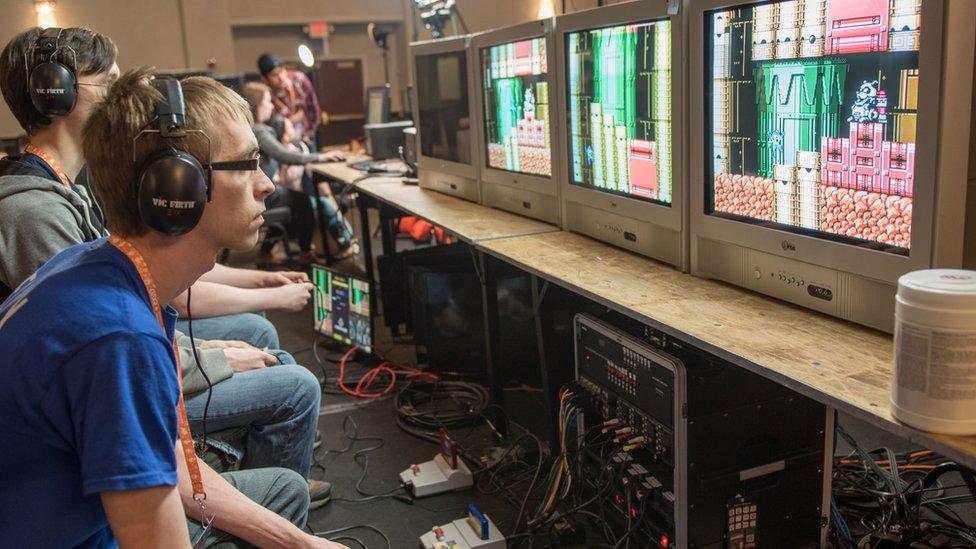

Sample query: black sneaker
[308,479,333,509]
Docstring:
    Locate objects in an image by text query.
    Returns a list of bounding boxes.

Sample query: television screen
[705,0,921,254]
[481,37,552,177]
[415,51,472,164]
[566,18,674,205]
[312,265,372,353]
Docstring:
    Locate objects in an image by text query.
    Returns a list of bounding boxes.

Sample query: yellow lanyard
[24,144,72,189]
[107,235,207,502]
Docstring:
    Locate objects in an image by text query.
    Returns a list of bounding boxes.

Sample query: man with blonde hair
[0,27,333,509]
[0,68,346,548]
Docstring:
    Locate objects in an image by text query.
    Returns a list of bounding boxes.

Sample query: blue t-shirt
[0,238,181,548]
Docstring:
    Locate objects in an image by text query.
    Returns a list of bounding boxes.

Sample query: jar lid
[898,269,976,311]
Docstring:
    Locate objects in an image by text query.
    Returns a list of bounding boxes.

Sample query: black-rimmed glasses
[203,154,261,172]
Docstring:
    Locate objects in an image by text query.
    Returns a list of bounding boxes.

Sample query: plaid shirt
[271,69,321,143]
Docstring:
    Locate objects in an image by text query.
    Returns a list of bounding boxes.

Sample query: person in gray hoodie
[0,27,331,506]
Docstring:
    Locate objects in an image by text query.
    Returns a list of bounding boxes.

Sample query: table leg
[478,250,507,437]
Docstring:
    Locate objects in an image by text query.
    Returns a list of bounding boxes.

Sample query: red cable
[337,345,439,399]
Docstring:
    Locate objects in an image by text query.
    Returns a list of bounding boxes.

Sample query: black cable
[314,524,392,549]
[510,433,545,537]
[185,287,213,450]
[328,536,366,549]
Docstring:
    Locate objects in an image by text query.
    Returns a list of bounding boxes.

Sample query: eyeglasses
[202,154,261,172]
[77,81,109,88]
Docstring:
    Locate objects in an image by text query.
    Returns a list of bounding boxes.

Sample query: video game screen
[566,18,674,205]
[415,51,472,165]
[312,265,372,353]
[706,0,921,254]
[481,37,552,177]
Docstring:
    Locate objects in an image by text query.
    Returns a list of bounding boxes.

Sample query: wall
[0,0,564,136]
[0,0,188,136]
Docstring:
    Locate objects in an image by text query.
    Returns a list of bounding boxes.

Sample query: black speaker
[27,28,78,117]
[134,78,211,236]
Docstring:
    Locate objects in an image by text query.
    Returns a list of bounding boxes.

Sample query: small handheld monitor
[312,264,372,353]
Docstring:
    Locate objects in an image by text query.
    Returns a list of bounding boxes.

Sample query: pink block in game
[514,41,534,76]
[629,140,658,199]
[821,136,850,189]
[826,0,889,55]
[882,141,916,197]
[849,123,884,192]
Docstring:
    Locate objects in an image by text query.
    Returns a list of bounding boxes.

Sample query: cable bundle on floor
[830,423,976,548]
[394,378,491,444]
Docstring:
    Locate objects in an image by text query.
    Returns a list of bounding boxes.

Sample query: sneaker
[313,429,322,450]
[308,479,333,509]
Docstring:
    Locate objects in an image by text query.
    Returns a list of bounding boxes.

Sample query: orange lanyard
[107,235,207,503]
[24,144,72,189]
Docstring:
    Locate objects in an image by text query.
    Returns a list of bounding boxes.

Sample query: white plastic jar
[892,269,976,435]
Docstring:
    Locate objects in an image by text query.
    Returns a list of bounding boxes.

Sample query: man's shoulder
[0,176,78,216]
[0,239,155,333]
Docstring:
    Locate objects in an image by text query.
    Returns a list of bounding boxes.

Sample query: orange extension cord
[337,345,440,399]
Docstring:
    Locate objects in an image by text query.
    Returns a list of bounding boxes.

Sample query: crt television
[312,264,373,353]
[690,0,976,332]
[555,0,687,269]
[411,36,481,203]
[473,19,561,226]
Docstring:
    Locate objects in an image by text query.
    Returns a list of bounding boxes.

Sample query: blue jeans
[176,313,279,350]
[312,196,355,247]
[185,364,320,479]
[186,467,309,548]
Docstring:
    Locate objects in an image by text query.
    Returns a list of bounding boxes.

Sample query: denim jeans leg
[184,364,321,478]
[312,196,354,247]
[270,349,297,365]
[186,467,310,548]
[176,313,280,350]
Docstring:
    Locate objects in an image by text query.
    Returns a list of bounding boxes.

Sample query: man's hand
[304,535,350,548]
[320,150,346,162]
[223,347,277,372]
[269,282,314,311]
[197,339,252,350]
[260,270,309,287]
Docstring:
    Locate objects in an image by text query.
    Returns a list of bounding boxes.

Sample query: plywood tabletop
[352,178,558,243]
[478,230,976,468]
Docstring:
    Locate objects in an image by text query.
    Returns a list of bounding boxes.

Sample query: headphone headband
[35,27,63,52]
[152,78,188,138]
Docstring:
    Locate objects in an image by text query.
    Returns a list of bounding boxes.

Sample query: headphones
[26,28,78,117]
[133,78,212,236]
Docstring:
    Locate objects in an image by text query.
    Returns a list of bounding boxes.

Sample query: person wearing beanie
[257,52,322,146]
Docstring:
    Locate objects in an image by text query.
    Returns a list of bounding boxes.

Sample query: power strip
[419,504,506,549]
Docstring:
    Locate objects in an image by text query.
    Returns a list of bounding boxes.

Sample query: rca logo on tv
[781,240,797,252]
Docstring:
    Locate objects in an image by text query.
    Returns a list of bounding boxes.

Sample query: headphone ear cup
[28,61,77,117]
[137,150,209,236]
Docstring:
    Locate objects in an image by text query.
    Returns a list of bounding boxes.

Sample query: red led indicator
[613,494,624,505]
[660,535,670,548]
[630,507,638,518]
